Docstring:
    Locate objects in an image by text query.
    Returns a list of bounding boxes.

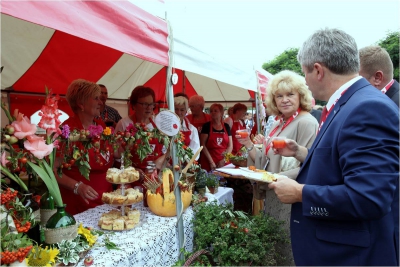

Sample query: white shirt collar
[326,76,363,112]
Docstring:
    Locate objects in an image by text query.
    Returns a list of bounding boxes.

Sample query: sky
[165,0,400,70]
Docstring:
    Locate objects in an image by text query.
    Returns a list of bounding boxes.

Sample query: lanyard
[264,108,301,155]
[381,79,394,94]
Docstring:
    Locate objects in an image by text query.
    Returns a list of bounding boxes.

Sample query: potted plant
[195,169,207,196]
[205,172,220,194]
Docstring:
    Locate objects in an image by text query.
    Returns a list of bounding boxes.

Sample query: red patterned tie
[320,107,328,125]
[317,107,328,134]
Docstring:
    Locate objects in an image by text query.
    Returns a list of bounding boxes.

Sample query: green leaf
[27,161,63,207]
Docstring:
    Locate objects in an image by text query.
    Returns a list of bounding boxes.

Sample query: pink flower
[1,152,9,166]
[38,90,62,136]
[88,125,103,138]
[11,112,37,139]
[24,135,54,159]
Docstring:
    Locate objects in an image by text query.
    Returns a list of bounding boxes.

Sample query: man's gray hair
[297,28,359,75]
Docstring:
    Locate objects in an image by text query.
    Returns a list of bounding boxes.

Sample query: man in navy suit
[269,28,399,266]
[359,45,399,107]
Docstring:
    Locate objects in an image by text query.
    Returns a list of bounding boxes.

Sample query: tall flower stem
[0,165,29,192]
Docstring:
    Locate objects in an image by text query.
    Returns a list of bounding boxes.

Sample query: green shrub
[177,201,288,266]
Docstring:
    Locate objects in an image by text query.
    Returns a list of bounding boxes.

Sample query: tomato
[18,157,28,164]
[69,159,76,165]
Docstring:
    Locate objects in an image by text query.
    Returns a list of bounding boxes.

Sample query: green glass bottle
[45,204,76,228]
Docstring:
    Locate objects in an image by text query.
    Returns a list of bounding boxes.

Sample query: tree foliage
[262,48,301,75]
[378,31,399,81]
[261,48,326,105]
[261,30,400,103]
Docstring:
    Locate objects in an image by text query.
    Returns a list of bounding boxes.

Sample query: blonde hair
[265,70,313,116]
[66,79,100,113]
[174,96,189,110]
[359,45,393,81]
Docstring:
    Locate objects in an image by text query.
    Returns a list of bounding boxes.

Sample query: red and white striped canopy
[1,0,272,119]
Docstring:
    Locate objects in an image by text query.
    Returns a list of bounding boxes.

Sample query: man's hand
[268,175,304,204]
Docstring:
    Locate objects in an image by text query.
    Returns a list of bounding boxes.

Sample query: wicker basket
[230,158,247,167]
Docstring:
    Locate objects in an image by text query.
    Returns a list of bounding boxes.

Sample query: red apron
[230,119,245,154]
[60,116,113,215]
[200,122,229,171]
[181,118,191,147]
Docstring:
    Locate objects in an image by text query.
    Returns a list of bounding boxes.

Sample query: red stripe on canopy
[143,68,197,103]
[13,31,123,94]
[1,0,169,65]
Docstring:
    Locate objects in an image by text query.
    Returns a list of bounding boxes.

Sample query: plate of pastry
[239,167,278,183]
[98,206,143,231]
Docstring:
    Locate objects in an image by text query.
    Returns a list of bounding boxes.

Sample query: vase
[208,186,218,194]
[40,191,57,227]
[44,204,77,244]
[22,193,41,244]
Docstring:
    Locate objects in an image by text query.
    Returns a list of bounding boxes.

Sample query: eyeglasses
[136,102,156,108]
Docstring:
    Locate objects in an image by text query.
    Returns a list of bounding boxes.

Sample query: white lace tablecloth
[74,203,193,267]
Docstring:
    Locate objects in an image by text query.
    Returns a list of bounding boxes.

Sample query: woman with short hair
[57,79,114,215]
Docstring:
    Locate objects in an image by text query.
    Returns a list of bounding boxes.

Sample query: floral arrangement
[57,124,117,180]
[114,122,194,168]
[1,88,63,208]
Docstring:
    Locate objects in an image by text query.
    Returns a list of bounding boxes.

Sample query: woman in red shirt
[57,79,114,215]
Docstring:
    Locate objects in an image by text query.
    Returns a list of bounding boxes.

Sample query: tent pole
[182,70,186,94]
[165,16,185,261]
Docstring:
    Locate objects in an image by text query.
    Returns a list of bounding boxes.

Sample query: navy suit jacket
[291,78,399,266]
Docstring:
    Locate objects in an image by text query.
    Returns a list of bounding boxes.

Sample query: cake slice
[101,219,113,230]
[112,219,124,230]
[127,209,140,223]
[125,219,137,230]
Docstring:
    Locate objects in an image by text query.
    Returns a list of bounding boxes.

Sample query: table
[205,186,234,206]
[74,203,194,267]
